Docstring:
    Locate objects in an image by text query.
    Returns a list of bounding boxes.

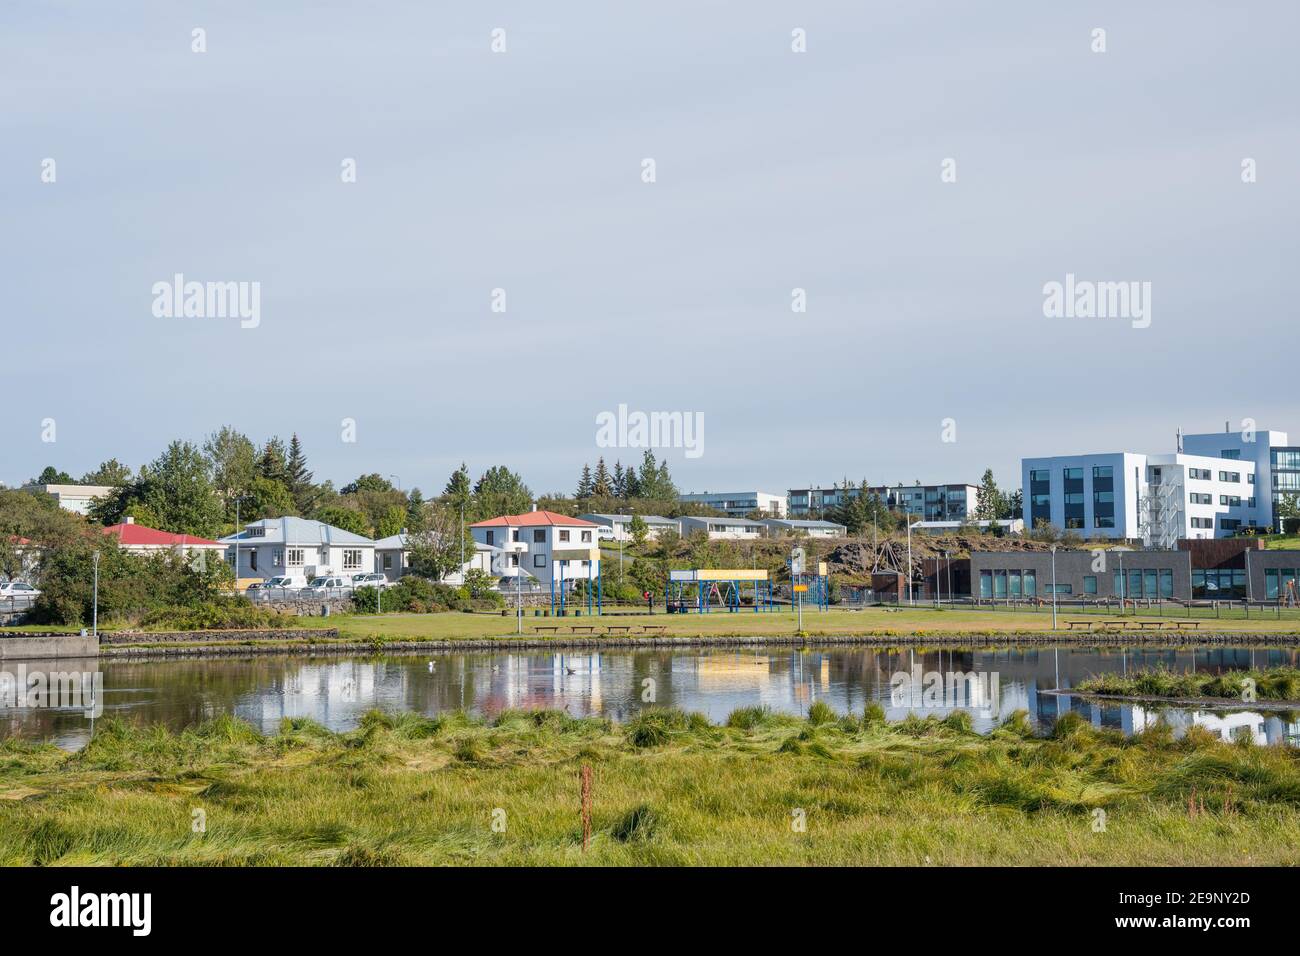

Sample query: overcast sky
[4,1,1297,498]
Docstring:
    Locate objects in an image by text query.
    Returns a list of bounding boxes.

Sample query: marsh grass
[3,707,1300,865]
[1078,665,1300,702]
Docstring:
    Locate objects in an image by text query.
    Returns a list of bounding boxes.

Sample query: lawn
[2,706,1297,865]
[321,605,1300,643]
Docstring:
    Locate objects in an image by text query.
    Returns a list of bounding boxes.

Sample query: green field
[2,706,1298,866]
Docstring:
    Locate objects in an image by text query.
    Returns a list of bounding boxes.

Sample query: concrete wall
[0,632,98,660]
[970,550,1193,600]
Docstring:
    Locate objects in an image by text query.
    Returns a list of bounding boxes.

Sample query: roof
[681,515,766,527]
[763,518,846,529]
[470,510,598,529]
[104,523,224,548]
[218,516,375,546]
[580,513,678,525]
[22,483,117,497]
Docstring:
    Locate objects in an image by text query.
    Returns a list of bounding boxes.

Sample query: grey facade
[1245,549,1300,602]
[969,550,1193,600]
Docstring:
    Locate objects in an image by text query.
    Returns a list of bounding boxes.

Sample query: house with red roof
[103,517,227,560]
[469,509,601,596]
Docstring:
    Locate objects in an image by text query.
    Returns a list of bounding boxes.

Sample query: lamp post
[232,495,249,594]
[1050,545,1059,631]
[91,550,100,639]
[906,513,914,605]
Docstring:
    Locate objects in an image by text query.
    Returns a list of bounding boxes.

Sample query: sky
[3,1,1298,499]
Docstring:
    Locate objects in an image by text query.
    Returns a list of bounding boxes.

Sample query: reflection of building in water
[1127,706,1300,746]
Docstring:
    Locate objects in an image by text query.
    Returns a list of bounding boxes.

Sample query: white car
[303,576,352,595]
[350,573,389,590]
[0,581,40,599]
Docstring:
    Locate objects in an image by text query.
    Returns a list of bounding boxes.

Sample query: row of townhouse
[580,512,847,540]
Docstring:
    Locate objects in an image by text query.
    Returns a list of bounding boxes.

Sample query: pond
[4,643,1299,750]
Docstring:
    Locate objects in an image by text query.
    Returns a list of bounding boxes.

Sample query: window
[1092,465,1113,479]
[1065,517,1084,529]
[1048,584,1073,594]
[1220,518,1242,531]
[1220,495,1241,507]
[486,530,495,545]
[1249,473,1256,484]
[1190,493,1212,505]
[1064,468,1083,480]
[1189,468,1211,480]
[559,530,570,542]
[287,549,304,566]
[979,570,992,599]
[249,550,258,571]
[1219,471,1241,483]
[533,529,545,543]
[1024,570,1036,597]
[382,554,393,570]
[581,531,592,543]
[511,529,520,542]
[1094,516,1115,528]
[1030,470,1050,483]
[533,554,546,568]
[1190,517,1213,529]
[1083,575,1097,594]
[343,549,362,570]
[1221,450,1241,460]
[273,550,283,566]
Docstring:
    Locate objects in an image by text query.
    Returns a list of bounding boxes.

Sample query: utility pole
[1050,545,1059,630]
[906,514,914,605]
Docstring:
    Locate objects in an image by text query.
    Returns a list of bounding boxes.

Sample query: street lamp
[91,551,100,639]
[906,513,914,605]
[1050,545,1058,631]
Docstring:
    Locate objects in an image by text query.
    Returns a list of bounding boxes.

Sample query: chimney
[531,503,538,511]
[1226,420,1230,433]
[124,516,135,525]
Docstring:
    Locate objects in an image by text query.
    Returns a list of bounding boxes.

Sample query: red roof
[470,510,599,529]
[103,523,223,548]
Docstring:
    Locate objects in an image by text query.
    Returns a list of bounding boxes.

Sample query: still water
[4,644,1299,750]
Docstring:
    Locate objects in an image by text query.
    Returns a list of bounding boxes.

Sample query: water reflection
[3,644,1298,750]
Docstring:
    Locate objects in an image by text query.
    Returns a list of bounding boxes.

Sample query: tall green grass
[2,707,1300,865]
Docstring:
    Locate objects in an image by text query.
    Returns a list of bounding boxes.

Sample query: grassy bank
[2,706,1299,865]
[1078,666,1300,702]
[321,606,1300,643]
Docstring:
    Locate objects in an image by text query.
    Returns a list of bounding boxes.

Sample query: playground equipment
[551,546,602,616]
[666,569,776,613]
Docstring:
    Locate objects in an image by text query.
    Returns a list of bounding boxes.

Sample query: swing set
[666,569,776,613]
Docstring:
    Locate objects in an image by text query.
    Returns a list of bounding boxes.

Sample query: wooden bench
[604,625,634,635]
[1064,620,1097,631]
[532,625,561,634]
[568,624,597,634]
[640,625,667,635]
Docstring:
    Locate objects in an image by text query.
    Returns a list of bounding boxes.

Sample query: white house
[761,518,847,538]
[469,510,600,591]
[372,531,496,584]
[678,515,766,540]
[21,483,117,516]
[219,517,375,581]
[578,513,680,541]
[912,518,1025,535]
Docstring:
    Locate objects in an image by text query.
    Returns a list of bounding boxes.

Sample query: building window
[1189,468,1211,480]
[273,550,283,566]
[486,530,495,546]
[1083,575,1097,594]
[533,530,545,543]
[249,550,258,571]
[382,554,393,571]
[287,549,304,566]
[581,530,592,543]
[343,549,362,570]
[1190,493,1212,505]
[1220,495,1241,507]
[1190,517,1213,529]
[1219,471,1241,483]
[559,530,570,542]
[512,529,520,542]
[1220,518,1242,531]
[533,554,546,568]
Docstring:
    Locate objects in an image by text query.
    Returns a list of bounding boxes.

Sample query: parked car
[496,575,541,592]
[0,581,40,599]
[244,582,265,596]
[264,575,307,591]
[350,573,389,590]
[303,576,352,595]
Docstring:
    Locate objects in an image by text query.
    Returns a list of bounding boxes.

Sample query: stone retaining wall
[0,631,99,660]
[99,628,338,645]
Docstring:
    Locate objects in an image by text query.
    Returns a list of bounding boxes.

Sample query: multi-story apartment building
[677,491,787,517]
[787,483,978,521]
[1021,452,1260,545]
[469,509,601,590]
[1181,427,1298,529]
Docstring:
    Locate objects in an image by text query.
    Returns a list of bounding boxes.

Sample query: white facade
[678,491,787,517]
[578,513,680,541]
[1182,428,1290,528]
[761,518,846,538]
[21,483,116,515]
[1022,451,1260,544]
[469,511,600,590]
[678,515,765,540]
[220,517,376,581]
[373,533,495,584]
